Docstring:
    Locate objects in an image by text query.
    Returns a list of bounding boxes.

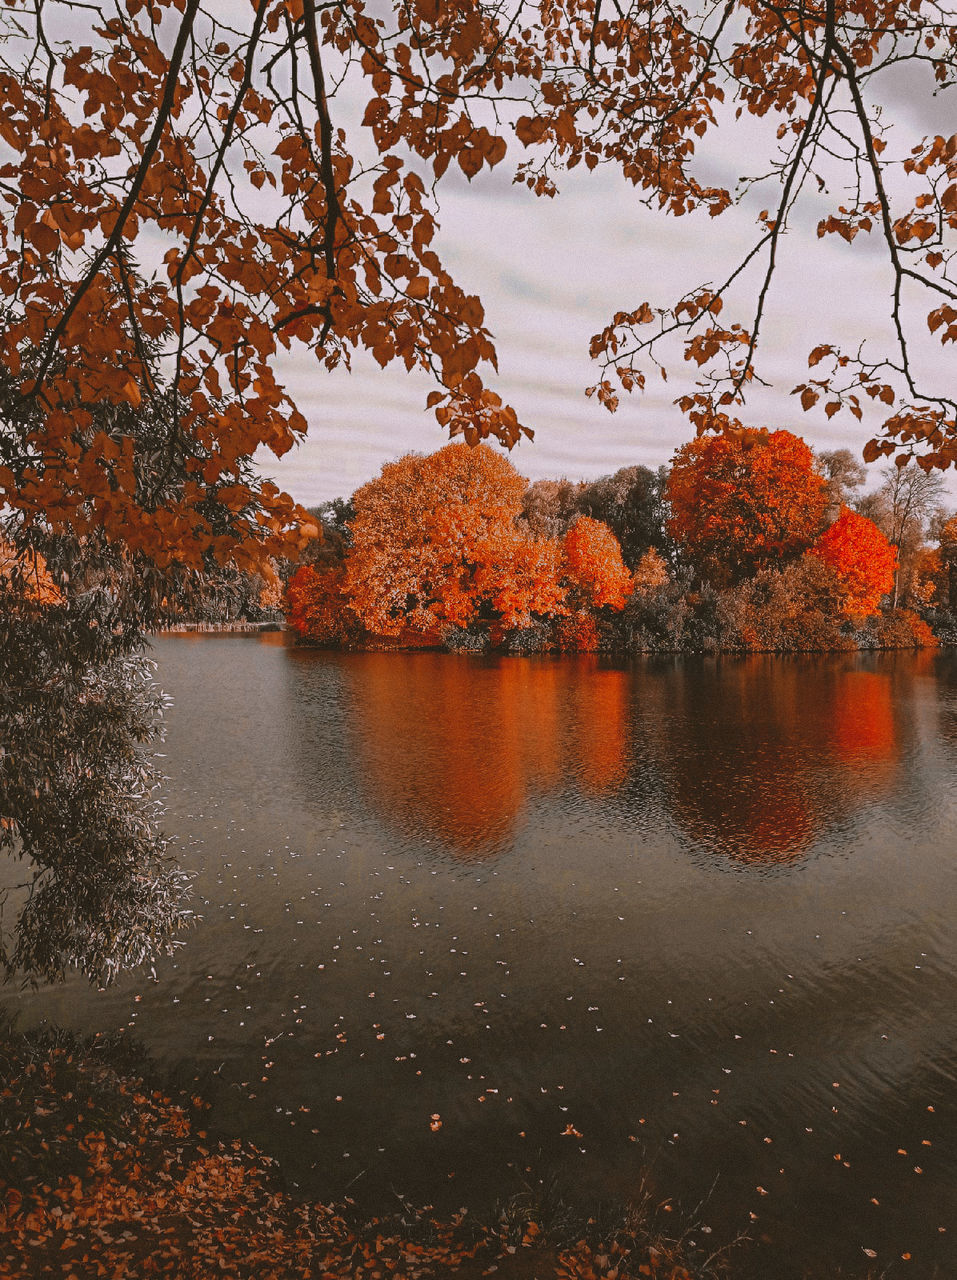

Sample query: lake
[4,636,957,1277]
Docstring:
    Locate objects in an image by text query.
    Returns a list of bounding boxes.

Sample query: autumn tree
[810,507,898,618]
[632,548,670,594]
[344,443,562,636]
[562,517,633,611]
[549,515,632,649]
[666,428,828,585]
[285,563,361,644]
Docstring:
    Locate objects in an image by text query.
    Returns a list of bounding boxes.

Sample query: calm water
[5,637,957,1277]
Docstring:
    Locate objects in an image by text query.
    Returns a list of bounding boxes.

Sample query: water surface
[5,638,957,1278]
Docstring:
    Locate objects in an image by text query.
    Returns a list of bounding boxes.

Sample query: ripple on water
[4,641,957,1279]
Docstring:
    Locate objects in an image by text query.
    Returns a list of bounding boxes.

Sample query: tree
[0,532,191,983]
[471,529,567,631]
[936,514,957,609]
[809,507,898,617]
[666,428,828,584]
[817,449,867,523]
[520,479,584,541]
[344,443,560,635]
[285,563,361,644]
[0,0,531,577]
[632,548,670,594]
[576,466,671,568]
[877,462,947,606]
[562,517,634,610]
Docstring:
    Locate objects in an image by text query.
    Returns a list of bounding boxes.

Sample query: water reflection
[303,652,916,866]
[653,658,909,865]
[340,655,630,856]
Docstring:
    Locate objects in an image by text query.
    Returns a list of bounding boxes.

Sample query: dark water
[5,637,957,1277]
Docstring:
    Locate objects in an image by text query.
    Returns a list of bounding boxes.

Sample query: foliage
[609,571,724,654]
[520,468,670,569]
[520,478,584,540]
[934,515,957,609]
[632,548,671,594]
[562,516,634,610]
[0,3,534,575]
[666,429,828,584]
[285,564,361,645]
[344,443,557,635]
[0,535,191,984]
[857,608,939,650]
[910,546,942,606]
[575,466,671,567]
[716,556,853,653]
[810,508,898,618]
[285,431,953,654]
[555,610,601,652]
[473,526,568,630]
[291,449,644,645]
[817,449,867,523]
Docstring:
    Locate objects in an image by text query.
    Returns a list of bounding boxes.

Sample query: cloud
[260,82,957,506]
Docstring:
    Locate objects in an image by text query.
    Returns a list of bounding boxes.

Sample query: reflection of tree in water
[345,654,630,857]
[651,657,906,866]
[926,652,957,760]
[279,646,933,866]
[831,670,897,763]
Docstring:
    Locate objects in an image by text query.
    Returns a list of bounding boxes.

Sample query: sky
[256,55,957,510]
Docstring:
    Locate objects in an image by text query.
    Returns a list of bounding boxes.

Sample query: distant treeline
[283,430,957,653]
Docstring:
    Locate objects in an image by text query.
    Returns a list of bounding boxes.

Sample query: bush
[500,622,554,654]
[442,625,490,653]
[609,571,722,652]
[858,608,938,649]
[716,556,852,652]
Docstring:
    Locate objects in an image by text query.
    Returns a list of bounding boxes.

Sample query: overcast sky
[258,64,957,509]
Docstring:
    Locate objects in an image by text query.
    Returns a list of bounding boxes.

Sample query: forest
[284,431,957,654]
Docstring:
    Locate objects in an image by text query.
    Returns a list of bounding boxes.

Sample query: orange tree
[666,428,828,584]
[343,443,563,635]
[286,563,362,644]
[562,517,634,610]
[809,506,898,617]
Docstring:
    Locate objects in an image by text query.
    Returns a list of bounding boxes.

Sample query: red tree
[344,444,560,635]
[285,565,361,645]
[810,507,898,617]
[666,429,828,584]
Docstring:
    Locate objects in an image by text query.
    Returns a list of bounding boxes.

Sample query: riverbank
[0,1023,732,1280]
[158,620,282,634]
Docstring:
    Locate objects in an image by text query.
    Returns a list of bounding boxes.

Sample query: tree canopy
[810,505,898,616]
[3,0,957,579]
[665,428,829,583]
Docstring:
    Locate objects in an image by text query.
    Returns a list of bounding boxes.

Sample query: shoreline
[0,1021,733,1280]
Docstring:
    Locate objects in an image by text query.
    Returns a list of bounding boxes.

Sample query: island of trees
[284,430,957,654]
